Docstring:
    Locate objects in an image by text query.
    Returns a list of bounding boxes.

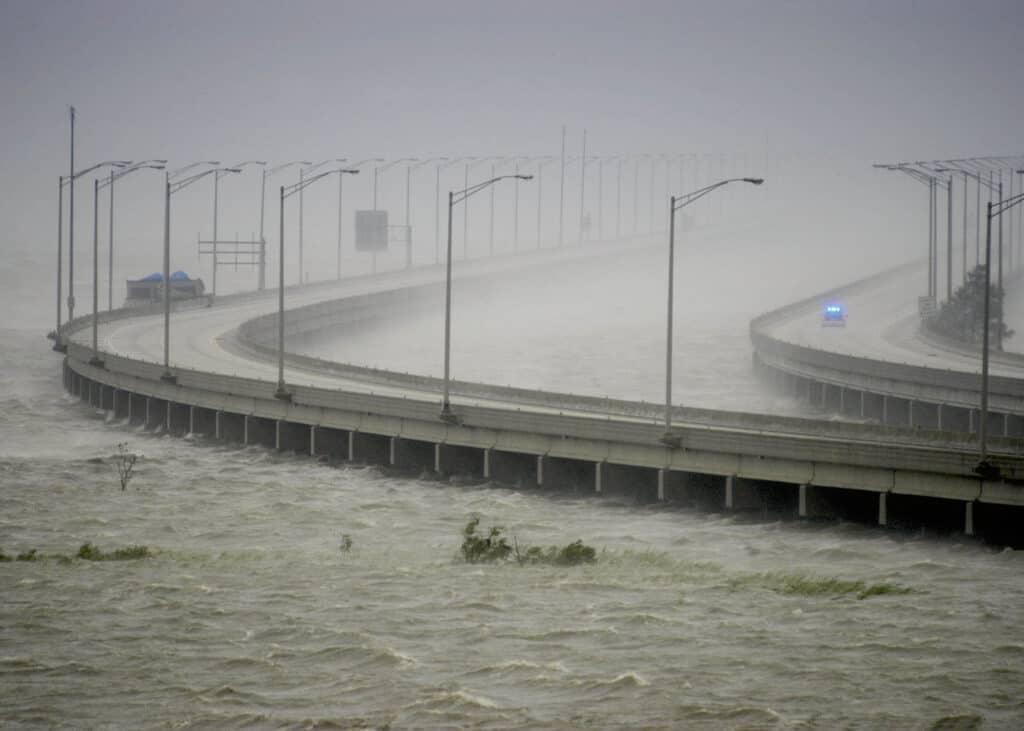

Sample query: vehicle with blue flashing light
[822,302,846,327]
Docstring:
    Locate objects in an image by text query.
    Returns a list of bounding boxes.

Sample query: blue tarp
[140,272,163,282]
[170,271,190,281]
[139,271,192,281]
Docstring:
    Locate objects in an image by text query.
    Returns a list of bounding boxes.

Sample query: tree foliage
[929,265,1014,346]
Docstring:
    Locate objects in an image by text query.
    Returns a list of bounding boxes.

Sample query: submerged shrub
[732,571,912,600]
[460,518,596,566]
[77,542,151,561]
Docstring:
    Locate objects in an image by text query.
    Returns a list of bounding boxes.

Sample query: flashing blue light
[824,303,845,320]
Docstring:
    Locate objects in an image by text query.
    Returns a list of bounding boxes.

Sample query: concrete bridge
[56,240,1024,546]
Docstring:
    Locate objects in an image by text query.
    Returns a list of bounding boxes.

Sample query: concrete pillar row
[348,431,355,461]
[965,501,975,536]
[725,475,735,509]
[537,455,545,487]
[189,406,195,435]
[215,411,222,440]
[483,449,492,479]
[657,469,667,501]
[434,443,442,473]
[309,426,317,457]
[878,492,888,527]
[594,462,603,493]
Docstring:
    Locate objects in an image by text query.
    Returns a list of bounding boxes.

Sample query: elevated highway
[57,239,1024,545]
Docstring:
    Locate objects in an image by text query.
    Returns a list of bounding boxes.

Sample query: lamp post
[441,174,534,422]
[559,124,566,246]
[275,167,360,400]
[977,179,1024,478]
[938,162,1001,286]
[259,161,311,290]
[99,160,167,311]
[405,158,440,268]
[579,129,587,245]
[161,166,240,383]
[436,158,470,264]
[58,159,131,342]
[212,161,265,296]
[661,177,764,445]
[299,159,346,284]
[336,158,382,279]
[533,156,557,249]
[371,158,416,272]
[462,157,501,259]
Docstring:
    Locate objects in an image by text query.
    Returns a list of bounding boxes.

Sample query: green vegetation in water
[733,571,913,600]
[114,442,139,491]
[1,544,151,563]
[76,543,151,561]
[460,518,596,566]
[339,534,353,552]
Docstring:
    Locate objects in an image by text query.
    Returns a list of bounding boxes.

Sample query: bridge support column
[965,501,975,536]
[390,437,434,471]
[350,432,389,465]
[878,492,888,527]
[245,415,276,448]
[276,420,309,453]
[487,450,537,485]
[799,483,836,519]
[311,426,349,460]
[167,402,190,436]
[594,462,603,493]
[725,475,762,511]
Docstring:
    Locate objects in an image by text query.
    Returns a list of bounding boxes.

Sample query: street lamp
[54,159,132,349]
[259,161,312,290]
[436,158,471,264]
[161,166,240,383]
[406,158,439,268]
[463,157,502,259]
[661,177,764,445]
[337,158,383,279]
[874,163,951,303]
[441,174,534,422]
[976,175,1024,478]
[532,156,557,249]
[212,161,265,296]
[274,166,360,400]
[299,159,346,284]
[579,129,588,245]
[98,160,167,311]
[372,157,417,272]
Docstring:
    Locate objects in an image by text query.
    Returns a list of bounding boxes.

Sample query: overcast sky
[1,0,1022,304]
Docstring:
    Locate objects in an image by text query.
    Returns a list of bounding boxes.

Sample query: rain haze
[2,1,1024,728]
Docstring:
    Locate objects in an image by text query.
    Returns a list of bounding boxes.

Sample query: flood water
[2,236,1023,729]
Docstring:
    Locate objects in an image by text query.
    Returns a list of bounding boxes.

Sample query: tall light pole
[275,167,360,400]
[54,159,131,349]
[212,160,265,296]
[260,161,311,291]
[579,129,587,245]
[436,157,470,264]
[372,157,416,272]
[559,124,566,246]
[661,177,764,445]
[336,158,382,279]
[462,157,500,259]
[406,158,438,268]
[441,174,534,422]
[98,160,166,311]
[533,156,557,249]
[977,178,1024,478]
[161,166,240,383]
[299,159,346,284]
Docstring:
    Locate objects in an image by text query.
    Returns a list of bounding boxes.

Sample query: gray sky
[1,0,1022,309]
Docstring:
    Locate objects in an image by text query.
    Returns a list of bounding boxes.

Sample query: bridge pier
[596,462,658,502]
[190,406,217,437]
[113,389,130,420]
[311,426,349,460]
[537,455,594,492]
[799,483,837,519]
[910,401,939,430]
[435,443,484,477]
[145,397,167,431]
[245,415,276,448]
[350,431,389,465]
[486,449,537,486]
[725,475,763,512]
[390,437,434,471]
[167,402,190,436]
[276,420,310,453]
